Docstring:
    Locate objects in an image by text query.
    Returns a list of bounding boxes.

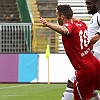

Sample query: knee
[67,79,74,88]
[93,90,99,97]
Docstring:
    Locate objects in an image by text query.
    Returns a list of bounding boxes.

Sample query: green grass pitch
[0,84,99,100]
[0,84,66,100]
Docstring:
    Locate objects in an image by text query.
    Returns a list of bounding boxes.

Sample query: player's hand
[40,17,48,27]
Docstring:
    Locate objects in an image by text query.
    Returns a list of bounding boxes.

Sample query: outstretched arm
[40,17,68,34]
[89,32,100,48]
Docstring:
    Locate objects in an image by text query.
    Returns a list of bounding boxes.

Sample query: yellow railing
[32,17,91,53]
[32,18,59,53]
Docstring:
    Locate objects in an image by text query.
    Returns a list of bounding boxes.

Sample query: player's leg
[74,67,96,100]
[74,82,100,100]
[61,72,75,100]
[61,80,74,100]
[91,51,100,100]
[61,74,100,100]
[93,51,100,61]
[90,90,100,100]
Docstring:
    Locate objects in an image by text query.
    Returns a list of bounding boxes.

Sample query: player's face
[85,0,97,15]
[56,9,63,25]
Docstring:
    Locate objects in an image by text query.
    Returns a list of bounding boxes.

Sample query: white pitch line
[0,84,32,90]
[1,94,26,97]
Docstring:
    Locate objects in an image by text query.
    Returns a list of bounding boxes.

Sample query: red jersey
[62,21,96,70]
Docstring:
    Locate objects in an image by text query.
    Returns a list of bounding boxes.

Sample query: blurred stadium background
[0,0,91,82]
[0,0,91,53]
[0,0,99,100]
[0,0,91,83]
[0,0,92,83]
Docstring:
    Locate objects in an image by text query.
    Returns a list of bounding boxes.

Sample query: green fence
[0,23,32,53]
[16,0,32,23]
[16,0,32,52]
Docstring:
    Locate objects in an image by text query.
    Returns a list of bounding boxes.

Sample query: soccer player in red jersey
[61,0,100,100]
[40,4,100,100]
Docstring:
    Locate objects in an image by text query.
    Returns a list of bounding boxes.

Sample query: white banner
[38,54,75,83]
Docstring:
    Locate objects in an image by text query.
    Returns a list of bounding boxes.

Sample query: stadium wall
[37,54,74,83]
[0,54,38,83]
[0,54,74,83]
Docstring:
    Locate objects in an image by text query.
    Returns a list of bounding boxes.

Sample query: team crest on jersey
[90,18,93,24]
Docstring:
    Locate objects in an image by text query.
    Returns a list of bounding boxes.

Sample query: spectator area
[28,0,91,53]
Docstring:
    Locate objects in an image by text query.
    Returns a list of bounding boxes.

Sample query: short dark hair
[57,5,73,19]
[95,0,100,1]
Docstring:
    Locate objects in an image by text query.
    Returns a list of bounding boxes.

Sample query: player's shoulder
[72,20,87,27]
[93,12,100,19]
[94,12,100,16]
[64,20,87,28]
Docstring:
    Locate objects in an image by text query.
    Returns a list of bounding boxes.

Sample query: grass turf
[0,84,99,100]
[0,84,66,100]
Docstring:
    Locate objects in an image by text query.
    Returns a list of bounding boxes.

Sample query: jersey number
[79,29,88,49]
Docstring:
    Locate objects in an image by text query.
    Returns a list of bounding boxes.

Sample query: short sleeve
[63,22,73,35]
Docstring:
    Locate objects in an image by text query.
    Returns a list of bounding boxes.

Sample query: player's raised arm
[40,17,68,34]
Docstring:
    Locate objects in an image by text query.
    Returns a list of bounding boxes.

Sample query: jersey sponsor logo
[81,48,90,57]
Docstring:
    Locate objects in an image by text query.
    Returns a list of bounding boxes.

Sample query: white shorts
[68,70,75,83]
[93,51,100,61]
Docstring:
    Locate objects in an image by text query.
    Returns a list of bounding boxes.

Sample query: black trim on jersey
[97,16,100,26]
